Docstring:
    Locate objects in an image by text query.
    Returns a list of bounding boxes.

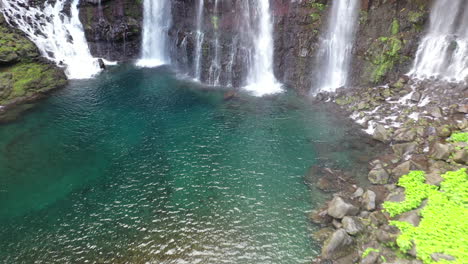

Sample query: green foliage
[449,132,468,143]
[310,3,326,11]
[408,11,424,24]
[370,36,403,83]
[362,247,380,258]
[391,19,400,35]
[383,171,437,217]
[386,169,468,264]
[309,13,321,21]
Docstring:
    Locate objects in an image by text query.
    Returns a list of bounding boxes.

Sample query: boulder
[362,190,376,211]
[373,124,391,143]
[327,196,359,219]
[321,229,354,260]
[360,251,380,264]
[425,172,444,186]
[369,211,388,227]
[394,128,417,142]
[456,104,468,114]
[309,209,333,225]
[398,210,421,227]
[368,164,389,184]
[428,106,443,118]
[410,92,421,102]
[313,227,335,243]
[430,143,453,161]
[431,253,456,262]
[392,142,418,157]
[342,216,364,235]
[392,161,416,178]
[453,148,468,164]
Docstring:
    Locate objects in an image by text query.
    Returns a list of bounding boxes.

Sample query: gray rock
[392,161,415,178]
[360,250,380,264]
[327,197,359,219]
[376,229,397,244]
[430,143,453,161]
[398,210,421,227]
[425,172,444,186]
[362,190,376,211]
[428,106,443,118]
[386,188,406,203]
[368,164,390,184]
[394,128,417,142]
[321,229,354,260]
[342,216,364,235]
[431,253,456,261]
[392,142,418,157]
[453,148,468,164]
[352,187,364,198]
[410,92,421,102]
[373,124,391,143]
[369,211,388,226]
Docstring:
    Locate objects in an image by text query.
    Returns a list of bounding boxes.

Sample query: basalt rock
[327,196,359,219]
[321,229,354,260]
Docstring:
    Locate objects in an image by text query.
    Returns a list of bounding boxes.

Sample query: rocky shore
[308,77,467,264]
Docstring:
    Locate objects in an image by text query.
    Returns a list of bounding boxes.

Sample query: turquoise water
[0,66,376,263]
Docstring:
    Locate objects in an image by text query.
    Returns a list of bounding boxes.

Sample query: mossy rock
[0,15,39,65]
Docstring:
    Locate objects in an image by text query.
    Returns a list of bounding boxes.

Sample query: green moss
[385,169,468,264]
[408,11,424,24]
[211,16,219,30]
[362,247,380,258]
[449,132,468,143]
[391,19,400,35]
[370,36,403,83]
[310,3,326,11]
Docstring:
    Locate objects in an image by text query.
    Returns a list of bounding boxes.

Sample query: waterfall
[193,0,205,80]
[208,0,221,86]
[244,0,283,96]
[137,0,171,67]
[409,0,468,82]
[313,0,360,93]
[1,0,101,79]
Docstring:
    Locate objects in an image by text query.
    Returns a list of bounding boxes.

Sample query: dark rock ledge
[309,76,467,264]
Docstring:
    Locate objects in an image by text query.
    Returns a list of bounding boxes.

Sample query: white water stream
[314,0,360,93]
[409,0,468,82]
[137,0,172,67]
[1,0,101,79]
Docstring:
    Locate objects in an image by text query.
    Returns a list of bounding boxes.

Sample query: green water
[0,66,377,263]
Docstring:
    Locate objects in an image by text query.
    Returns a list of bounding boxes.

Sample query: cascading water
[313,0,360,93]
[193,0,205,80]
[208,0,221,86]
[244,0,283,96]
[137,0,171,67]
[409,0,468,82]
[1,0,101,79]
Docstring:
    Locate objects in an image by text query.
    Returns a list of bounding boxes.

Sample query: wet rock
[394,128,417,142]
[327,197,359,219]
[369,211,388,227]
[332,219,343,229]
[309,209,333,225]
[360,251,380,264]
[98,58,106,70]
[362,190,376,211]
[223,91,237,101]
[373,124,391,143]
[392,142,418,157]
[425,172,444,186]
[428,106,443,118]
[410,92,422,102]
[453,148,468,164]
[398,210,421,227]
[431,253,456,261]
[430,143,453,161]
[313,227,335,243]
[352,187,364,198]
[342,216,364,235]
[321,229,354,260]
[368,164,389,184]
[376,229,397,244]
[436,125,452,138]
[392,161,417,178]
[386,188,406,203]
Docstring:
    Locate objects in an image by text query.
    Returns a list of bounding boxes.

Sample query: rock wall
[0,13,67,122]
[76,0,431,92]
[78,0,143,61]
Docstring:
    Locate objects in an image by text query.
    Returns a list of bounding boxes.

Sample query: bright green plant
[385,169,468,264]
[449,132,468,143]
[362,247,380,258]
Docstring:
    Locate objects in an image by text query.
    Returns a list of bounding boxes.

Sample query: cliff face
[76,0,431,92]
[78,0,143,61]
[0,13,67,122]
